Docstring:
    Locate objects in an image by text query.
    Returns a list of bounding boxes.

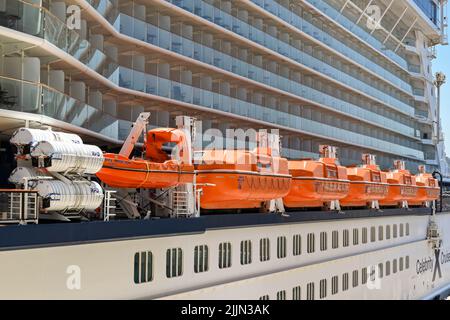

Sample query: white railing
[0,189,39,224]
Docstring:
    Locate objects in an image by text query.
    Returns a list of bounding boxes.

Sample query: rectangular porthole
[194,245,209,273]
[134,251,153,284]
[219,242,232,269]
[293,234,302,256]
[166,248,183,278]
[260,238,270,262]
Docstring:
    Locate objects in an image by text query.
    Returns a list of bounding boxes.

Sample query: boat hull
[340,182,389,207]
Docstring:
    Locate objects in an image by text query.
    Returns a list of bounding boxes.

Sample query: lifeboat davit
[379,160,418,207]
[409,165,440,206]
[196,148,291,210]
[340,154,389,208]
[283,146,349,209]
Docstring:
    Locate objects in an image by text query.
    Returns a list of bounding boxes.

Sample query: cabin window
[219,242,232,269]
[386,261,391,276]
[343,230,349,247]
[320,279,327,299]
[292,286,301,300]
[320,232,328,251]
[406,223,410,236]
[277,236,287,259]
[240,240,252,265]
[307,233,315,253]
[307,282,315,300]
[393,224,398,238]
[352,270,359,288]
[399,257,404,271]
[386,225,391,240]
[393,259,398,273]
[370,226,376,242]
[293,234,302,256]
[332,276,339,295]
[342,273,349,291]
[134,251,153,284]
[332,231,339,249]
[166,248,183,278]
[259,295,270,300]
[406,256,410,269]
[277,290,286,300]
[370,266,376,282]
[353,228,359,245]
[260,238,270,262]
[362,228,368,244]
[378,226,384,241]
[194,245,209,273]
[362,267,368,285]
[400,224,404,237]
[378,263,384,278]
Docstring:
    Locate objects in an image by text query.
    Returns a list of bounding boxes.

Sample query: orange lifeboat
[283,146,349,209]
[96,153,194,189]
[409,165,440,206]
[340,154,389,208]
[379,160,418,207]
[196,147,291,210]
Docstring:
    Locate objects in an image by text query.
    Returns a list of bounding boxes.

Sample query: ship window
[362,228,368,244]
[353,228,359,245]
[133,251,153,284]
[386,261,391,276]
[332,231,339,249]
[240,240,252,265]
[332,276,338,295]
[277,236,287,259]
[378,263,384,278]
[370,266,376,282]
[307,282,315,300]
[307,233,315,253]
[342,273,349,291]
[260,238,270,262]
[320,279,327,299]
[378,226,384,241]
[406,256,410,269]
[386,225,391,240]
[166,248,183,278]
[370,227,376,242]
[343,230,349,247]
[393,224,398,238]
[290,284,301,301]
[393,259,398,273]
[293,234,302,256]
[277,290,286,300]
[320,232,327,251]
[219,242,232,269]
[362,267,368,285]
[352,270,358,288]
[400,257,404,271]
[194,245,209,273]
[400,224,404,237]
[406,223,410,236]
[259,295,270,300]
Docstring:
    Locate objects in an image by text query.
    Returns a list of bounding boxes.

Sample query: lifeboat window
[400,224,404,237]
[277,290,286,300]
[331,276,339,295]
[166,248,183,278]
[342,273,349,291]
[406,224,410,236]
[293,235,302,256]
[406,256,410,269]
[332,231,339,249]
[386,261,391,276]
[320,232,328,252]
[352,229,359,246]
[326,167,338,179]
[399,257,404,271]
[378,263,384,278]
[260,238,270,262]
[393,259,398,274]
[372,172,381,183]
[352,270,358,288]
[404,176,412,185]
[307,233,315,254]
[259,295,270,301]
[240,240,252,265]
[370,227,376,243]
[194,245,209,273]
[343,230,349,247]
[277,236,287,259]
[386,225,391,240]
[219,242,232,269]
[307,282,315,300]
[393,224,398,238]
[293,286,301,300]
[362,267,368,285]
[319,279,327,299]
[133,251,153,284]
[362,228,368,244]
[378,226,384,241]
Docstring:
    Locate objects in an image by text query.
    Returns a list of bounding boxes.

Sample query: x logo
[433,249,442,282]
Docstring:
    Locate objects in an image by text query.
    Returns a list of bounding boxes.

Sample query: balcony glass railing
[113,66,424,160]
[165,0,414,114]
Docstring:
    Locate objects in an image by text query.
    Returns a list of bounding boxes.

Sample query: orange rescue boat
[283,145,350,209]
[379,160,418,207]
[409,165,440,206]
[340,154,389,208]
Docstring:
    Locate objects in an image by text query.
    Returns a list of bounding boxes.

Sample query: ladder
[103,190,117,221]
[8,192,22,221]
[172,191,189,217]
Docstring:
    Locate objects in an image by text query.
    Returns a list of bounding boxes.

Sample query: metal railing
[0,189,39,224]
